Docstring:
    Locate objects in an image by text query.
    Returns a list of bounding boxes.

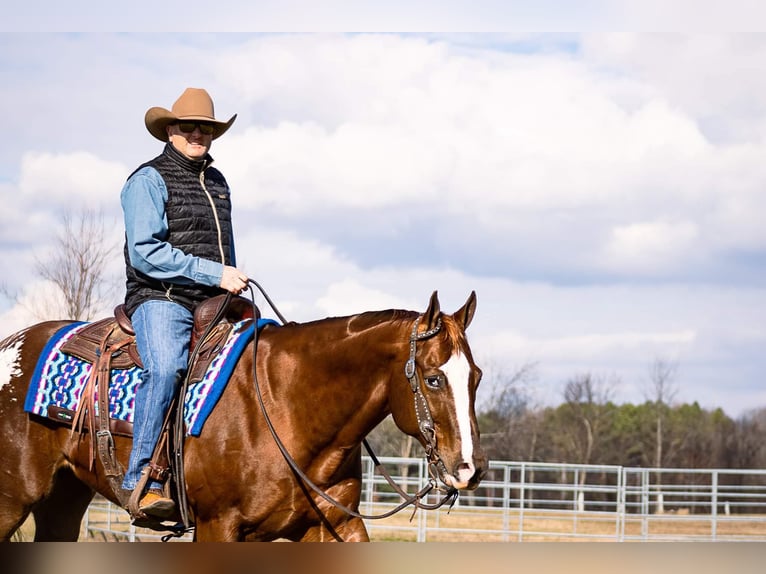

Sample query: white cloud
[0,280,71,340]
[582,33,766,142]
[602,219,700,275]
[214,35,763,257]
[485,328,697,363]
[19,151,127,209]
[316,279,410,317]
[198,34,766,296]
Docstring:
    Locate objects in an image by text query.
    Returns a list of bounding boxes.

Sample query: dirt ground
[12,503,766,542]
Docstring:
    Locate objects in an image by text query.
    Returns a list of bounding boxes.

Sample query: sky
[1,25,765,418]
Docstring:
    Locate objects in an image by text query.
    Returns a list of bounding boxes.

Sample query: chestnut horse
[0,291,486,541]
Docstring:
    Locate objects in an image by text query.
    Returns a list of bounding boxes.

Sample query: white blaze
[442,351,474,465]
[0,336,24,393]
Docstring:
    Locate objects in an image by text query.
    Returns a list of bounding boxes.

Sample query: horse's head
[390,291,488,491]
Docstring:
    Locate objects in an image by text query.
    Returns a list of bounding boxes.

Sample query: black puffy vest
[124,143,233,315]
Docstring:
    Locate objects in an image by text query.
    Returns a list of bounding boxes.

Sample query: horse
[0,291,486,541]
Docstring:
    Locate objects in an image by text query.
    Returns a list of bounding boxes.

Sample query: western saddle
[57,294,254,515]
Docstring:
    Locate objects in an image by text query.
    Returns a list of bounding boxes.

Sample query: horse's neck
[290,313,411,433]
[333,312,410,374]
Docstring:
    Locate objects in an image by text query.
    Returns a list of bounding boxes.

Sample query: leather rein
[245,280,459,524]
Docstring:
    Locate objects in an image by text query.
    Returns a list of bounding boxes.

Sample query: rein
[244,280,458,524]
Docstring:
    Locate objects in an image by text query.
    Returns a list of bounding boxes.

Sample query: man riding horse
[121,87,249,518]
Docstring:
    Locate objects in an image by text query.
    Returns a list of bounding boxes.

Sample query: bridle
[404,315,454,486]
[246,282,459,524]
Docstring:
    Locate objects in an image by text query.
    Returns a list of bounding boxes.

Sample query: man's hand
[220,265,249,295]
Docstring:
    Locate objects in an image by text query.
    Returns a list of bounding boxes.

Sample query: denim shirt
[121,166,237,288]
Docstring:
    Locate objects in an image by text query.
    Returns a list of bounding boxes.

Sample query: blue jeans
[122,300,193,491]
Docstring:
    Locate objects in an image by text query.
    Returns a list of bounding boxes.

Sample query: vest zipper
[199,168,226,264]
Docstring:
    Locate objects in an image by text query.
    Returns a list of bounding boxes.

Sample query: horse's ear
[453,290,477,330]
[423,290,441,331]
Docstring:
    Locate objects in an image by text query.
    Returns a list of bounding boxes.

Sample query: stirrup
[139,490,176,519]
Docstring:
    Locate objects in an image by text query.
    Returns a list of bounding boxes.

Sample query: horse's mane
[348,308,467,350]
[290,308,466,350]
[345,309,418,334]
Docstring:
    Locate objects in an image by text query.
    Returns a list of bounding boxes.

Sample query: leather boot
[138,488,176,519]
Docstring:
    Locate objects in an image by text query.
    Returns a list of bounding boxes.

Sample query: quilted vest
[124,143,233,315]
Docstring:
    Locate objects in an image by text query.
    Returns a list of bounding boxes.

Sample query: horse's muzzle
[444,450,488,490]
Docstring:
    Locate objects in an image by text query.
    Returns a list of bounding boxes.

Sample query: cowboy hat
[145,87,237,142]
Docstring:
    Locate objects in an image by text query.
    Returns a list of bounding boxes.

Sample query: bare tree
[367,416,416,458]
[646,357,679,467]
[34,209,119,320]
[366,415,418,482]
[479,361,539,461]
[560,373,617,510]
[645,357,679,513]
[0,209,121,322]
[562,373,615,467]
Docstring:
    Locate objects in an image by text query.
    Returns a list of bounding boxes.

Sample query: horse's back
[0,320,75,411]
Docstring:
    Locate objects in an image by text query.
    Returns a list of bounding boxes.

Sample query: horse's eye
[424,375,444,389]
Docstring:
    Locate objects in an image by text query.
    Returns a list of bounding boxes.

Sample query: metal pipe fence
[82,458,766,542]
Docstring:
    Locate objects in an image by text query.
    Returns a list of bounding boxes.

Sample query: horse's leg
[299,516,370,542]
[0,458,36,541]
[31,466,94,541]
[0,505,32,542]
[0,458,90,542]
[334,517,370,542]
[296,477,370,542]
[192,516,242,542]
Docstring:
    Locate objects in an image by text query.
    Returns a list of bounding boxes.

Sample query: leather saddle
[58,294,255,432]
[61,295,254,374]
[61,309,143,370]
[57,294,253,458]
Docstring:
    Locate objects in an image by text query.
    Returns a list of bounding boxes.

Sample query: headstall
[404,315,453,487]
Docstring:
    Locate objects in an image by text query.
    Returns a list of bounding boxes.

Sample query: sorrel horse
[0,291,486,541]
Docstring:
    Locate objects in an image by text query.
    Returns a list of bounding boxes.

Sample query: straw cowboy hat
[145,87,237,142]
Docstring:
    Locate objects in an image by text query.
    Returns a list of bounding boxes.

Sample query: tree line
[479,381,766,470]
[369,363,766,472]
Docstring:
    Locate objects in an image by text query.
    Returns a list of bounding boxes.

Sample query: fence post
[501,464,511,542]
[711,470,718,541]
[83,499,90,537]
[618,467,625,542]
[518,463,526,542]
[417,458,427,542]
[362,456,374,515]
[641,468,649,540]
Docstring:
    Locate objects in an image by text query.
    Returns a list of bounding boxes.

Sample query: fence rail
[82,457,766,541]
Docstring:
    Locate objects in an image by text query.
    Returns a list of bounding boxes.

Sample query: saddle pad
[24,318,278,437]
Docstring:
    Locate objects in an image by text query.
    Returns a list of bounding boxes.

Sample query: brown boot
[138,488,176,519]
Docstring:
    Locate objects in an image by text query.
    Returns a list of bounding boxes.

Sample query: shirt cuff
[194,258,225,287]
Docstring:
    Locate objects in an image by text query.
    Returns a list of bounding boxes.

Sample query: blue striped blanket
[24,318,277,437]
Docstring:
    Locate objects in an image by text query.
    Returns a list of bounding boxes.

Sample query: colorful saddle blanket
[24,318,278,437]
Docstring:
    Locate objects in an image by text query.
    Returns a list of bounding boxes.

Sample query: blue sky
[1,30,765,417]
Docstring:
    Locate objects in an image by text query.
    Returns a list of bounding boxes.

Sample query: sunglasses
[175,122,215,135]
